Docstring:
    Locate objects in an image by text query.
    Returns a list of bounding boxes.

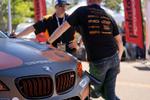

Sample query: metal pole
[145,0,150,59]
[8,0,12,35]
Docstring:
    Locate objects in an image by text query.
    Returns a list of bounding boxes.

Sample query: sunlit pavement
[82,60,150,100]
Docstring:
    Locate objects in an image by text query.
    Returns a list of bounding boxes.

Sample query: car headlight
[79,76,89,88]
[0,80,9,91]
[77,61,83,78]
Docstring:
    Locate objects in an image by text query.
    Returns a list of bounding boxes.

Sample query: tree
[103,0,122,12]
[0,0,34,31]
[0,0,8,31]
[11,0,34,28]
[71,0,122,12]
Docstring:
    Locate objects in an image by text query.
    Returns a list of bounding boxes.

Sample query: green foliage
[103,0,122,12]
[0,0,123,31]
[47,7,55,15]
[0,0,8,31]
[0,0,34,31]
[11,0,34,27]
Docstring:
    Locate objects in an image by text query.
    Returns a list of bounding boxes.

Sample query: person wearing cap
[15,0,78,55]
[48,0,123,100]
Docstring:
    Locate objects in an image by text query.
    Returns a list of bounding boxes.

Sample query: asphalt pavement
[82,60,150,100]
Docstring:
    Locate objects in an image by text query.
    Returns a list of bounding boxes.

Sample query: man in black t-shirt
[48,0,124,99]
[15,0,77,54]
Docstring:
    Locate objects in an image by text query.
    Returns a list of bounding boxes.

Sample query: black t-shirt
[33,14,76,53]
[67,4,119,61]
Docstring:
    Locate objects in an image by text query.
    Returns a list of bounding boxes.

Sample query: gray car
[0,37,90,100]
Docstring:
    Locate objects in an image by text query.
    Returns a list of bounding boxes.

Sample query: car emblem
[42,66,52,72]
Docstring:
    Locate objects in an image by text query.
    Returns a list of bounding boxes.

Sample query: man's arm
[16,25,35,38]
[114,34,124,60]
[48,21,71,44]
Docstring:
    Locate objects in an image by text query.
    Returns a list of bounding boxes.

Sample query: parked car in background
[0,31,9,38]
[15,23,36,39]
[0,37,90,100]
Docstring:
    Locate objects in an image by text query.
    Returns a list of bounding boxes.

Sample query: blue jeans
[89,52,120,100]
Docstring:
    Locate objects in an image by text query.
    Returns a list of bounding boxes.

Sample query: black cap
[55,0,70,6]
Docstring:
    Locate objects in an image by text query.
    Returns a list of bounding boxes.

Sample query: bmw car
[0,38,90,100]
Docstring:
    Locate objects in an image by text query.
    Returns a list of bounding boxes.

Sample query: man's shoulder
[73,6,87,14]
[78,6,87,10]
[43,14,54,21]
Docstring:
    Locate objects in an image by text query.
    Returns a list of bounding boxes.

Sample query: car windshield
[0,31,8,38]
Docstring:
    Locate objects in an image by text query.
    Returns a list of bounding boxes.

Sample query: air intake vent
[15,75,53,99]
[56,71,75,94]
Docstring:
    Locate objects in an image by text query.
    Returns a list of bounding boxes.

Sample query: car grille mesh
[15,71,76,99]
[56,71,76,94]
[15,76,53,99]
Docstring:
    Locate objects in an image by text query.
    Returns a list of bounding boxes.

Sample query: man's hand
[114,34,124,61]
[68,41,79,49]
[9,32,17,38]
[47,38,53,45]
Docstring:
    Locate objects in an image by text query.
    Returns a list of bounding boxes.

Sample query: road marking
[117,81,150,89]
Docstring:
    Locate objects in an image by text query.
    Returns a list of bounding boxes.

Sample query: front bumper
[0,75,90,100]
[50,75,90,100]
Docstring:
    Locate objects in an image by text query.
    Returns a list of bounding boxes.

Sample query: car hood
[0,38,76,70]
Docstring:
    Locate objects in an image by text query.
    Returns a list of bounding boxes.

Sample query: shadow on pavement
[134,66,150,71]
